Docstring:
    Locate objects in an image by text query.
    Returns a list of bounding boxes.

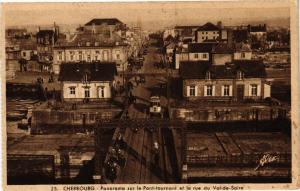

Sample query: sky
[3,2,290,31]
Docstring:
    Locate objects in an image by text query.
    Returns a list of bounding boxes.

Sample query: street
[113,46,174,183]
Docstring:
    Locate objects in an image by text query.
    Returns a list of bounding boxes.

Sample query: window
[194,54,198,59]
[115,50,121,60]
[22,52,26,57]
[206,85,213,96]
[84,88,90,98]
[202,37,205,40]
[78,51,82,60]
[95,51,100,60]
[203,53,207,59]
[206,71,211,80]
[237,71,244,79]
[251,84,258,96]
[87,54,91,62]
[241,52,246,58]
[103,50,108,61]
[58,51,62,60]
[69,87,76,95]
[223,85,230,96]
[70,51,74,61]
[189,86,195,96]
[99,86,105,98]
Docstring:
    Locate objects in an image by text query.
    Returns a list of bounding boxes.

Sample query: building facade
[180,61,271,101]
[59,62,117,102]
[195,22,220,43]
[53,36,128,74]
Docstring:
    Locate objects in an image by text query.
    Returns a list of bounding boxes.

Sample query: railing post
[181,121,187,183]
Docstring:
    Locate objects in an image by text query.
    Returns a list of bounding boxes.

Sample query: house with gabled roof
[233,42,252,60]
[195,22,220,43]
[174,43,214,69]
[180,60,271,102]
[58,62,117,102]
[211,43,234,65]
[188,43,214,62]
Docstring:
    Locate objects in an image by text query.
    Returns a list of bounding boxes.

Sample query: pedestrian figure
[153,141,160,165]
[117,151,126,168]
[108,165,117,183]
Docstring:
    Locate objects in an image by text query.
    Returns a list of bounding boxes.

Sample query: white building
[53,31,129,74]
[59,62,117,102]
[195,22,220,43]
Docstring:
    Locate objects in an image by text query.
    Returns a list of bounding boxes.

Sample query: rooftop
[175,25,199,29]
[36,30,55,37]
[59,62,117,82]
[249,24,267,33]
[197,22,220,31]
[188,43,214,53]
[55,33,127,48]
[234,42,252,52]
[19,39,37,50]
[85,18,123,26]
[180,60,266,79]
[212,43,234,54]
[187,132,290,159]
[8,134,94,156]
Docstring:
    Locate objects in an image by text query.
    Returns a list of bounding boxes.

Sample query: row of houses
[55,19,145,102]
[164,22,271,102]
[168,22,267,44]
[6,18,145,76]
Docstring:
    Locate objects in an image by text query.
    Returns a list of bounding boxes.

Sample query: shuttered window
[223,85,230,96]
[187,85,197,97]
[250,84,258,96]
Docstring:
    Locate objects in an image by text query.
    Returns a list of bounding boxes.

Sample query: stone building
[58,62,117,102]
[180,60,271,101]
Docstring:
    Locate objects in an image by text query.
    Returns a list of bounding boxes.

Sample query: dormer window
[206,71,211,80]
[237,71,244,79]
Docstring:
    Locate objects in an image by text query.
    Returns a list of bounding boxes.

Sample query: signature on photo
[255,154,279,171]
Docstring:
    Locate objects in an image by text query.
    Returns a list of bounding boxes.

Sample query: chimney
[217,21,222,29]
[66,32,70,42]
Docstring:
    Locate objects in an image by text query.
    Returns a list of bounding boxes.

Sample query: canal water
[6,98,40,134]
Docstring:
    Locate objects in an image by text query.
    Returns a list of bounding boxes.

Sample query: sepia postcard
[1,1,299,190]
